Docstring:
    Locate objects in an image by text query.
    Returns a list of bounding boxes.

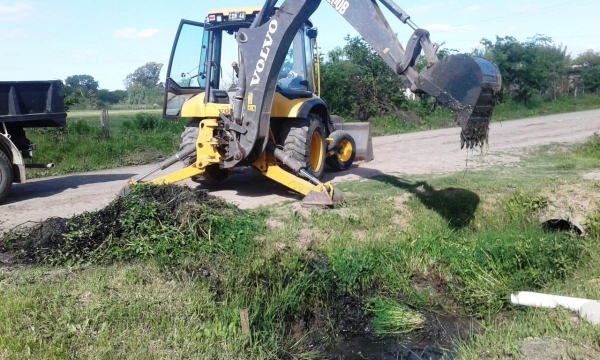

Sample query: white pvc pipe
[511,291,590,311]
[511,291,600,325]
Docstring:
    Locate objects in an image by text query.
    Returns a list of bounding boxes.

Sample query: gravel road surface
[2,109,599,231]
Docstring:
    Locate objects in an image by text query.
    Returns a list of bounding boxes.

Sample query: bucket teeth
[418,55,501,150]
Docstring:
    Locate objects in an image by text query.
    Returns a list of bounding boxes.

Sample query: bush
[122,112,183,133]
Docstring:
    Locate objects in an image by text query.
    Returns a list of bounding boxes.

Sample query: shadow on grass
[375,175,480,229]
[337,166,480,229]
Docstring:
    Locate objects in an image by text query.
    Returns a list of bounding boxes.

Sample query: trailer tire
[180,120,228,186]
[279,113,327,179]
[326,130,356,171]
[0,150,13,204]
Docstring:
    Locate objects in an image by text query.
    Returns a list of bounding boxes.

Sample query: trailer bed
[0,81,67,128]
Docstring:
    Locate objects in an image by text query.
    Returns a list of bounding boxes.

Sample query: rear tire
[180,119,228,185]
[0,150,13,204]
[279,113,327,179]
[326,130,356,171]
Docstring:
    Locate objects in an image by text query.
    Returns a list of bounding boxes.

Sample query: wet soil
[319,294,481,360]
[329,313,481,360]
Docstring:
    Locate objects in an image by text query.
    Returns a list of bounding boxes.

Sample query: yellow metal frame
[147,118,221,185]
[251,152,334,198]
[143,116,335,201]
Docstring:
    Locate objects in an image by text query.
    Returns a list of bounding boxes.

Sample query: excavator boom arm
[226,0,501,169]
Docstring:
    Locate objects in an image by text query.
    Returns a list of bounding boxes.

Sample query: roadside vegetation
[2,133,599,359]
[27,89,600,177]
[26,112,184,178]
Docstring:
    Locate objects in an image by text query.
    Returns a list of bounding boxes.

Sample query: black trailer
[0,81,67,203]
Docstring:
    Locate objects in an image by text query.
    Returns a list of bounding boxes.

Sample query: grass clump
[365,297,424,336]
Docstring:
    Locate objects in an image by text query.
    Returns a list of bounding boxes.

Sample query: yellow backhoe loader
[130,0,501,207]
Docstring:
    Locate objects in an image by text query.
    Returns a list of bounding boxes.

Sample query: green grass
[365,297,425,336]
[26,112,184,178]
[1,134,599,358]
[67,109,163,131]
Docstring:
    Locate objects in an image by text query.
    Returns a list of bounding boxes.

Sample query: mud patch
[329,311,481,360]
[297,228,313,250]
[317,294,479,360]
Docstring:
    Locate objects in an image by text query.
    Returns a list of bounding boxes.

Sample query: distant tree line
[320,34,600,121]
[64,62,164,110]
[64,35,600,117]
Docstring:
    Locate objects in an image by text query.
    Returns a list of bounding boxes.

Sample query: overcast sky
[1,0,598,90]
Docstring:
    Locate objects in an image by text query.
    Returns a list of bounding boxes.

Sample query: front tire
[0,150,13,204]
[326,130,356,171]
[279,113,327,179]
[180,119,228,186]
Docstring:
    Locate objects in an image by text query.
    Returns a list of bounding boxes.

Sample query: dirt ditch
[1,185,481,359]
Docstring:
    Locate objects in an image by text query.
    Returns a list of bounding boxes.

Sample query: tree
[64,74,100,109]
[573,50,600,68]
[480,35,569,102]
[124,62,163,89]
[125,86,163,106]
[65,74,99,92]
[583,67,600,93]
[96,89,127,104]
[574,50,600,93]
[320,36,409,121]
[65,88,100,110]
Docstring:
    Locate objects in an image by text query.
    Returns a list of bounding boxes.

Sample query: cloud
[114,28,160,39]
[461,5,483,14]
[0,2,33,22]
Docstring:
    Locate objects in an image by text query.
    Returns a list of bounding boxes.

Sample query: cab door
[163,20,208,119]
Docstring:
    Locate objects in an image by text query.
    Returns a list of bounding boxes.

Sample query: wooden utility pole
[100,109,110,140]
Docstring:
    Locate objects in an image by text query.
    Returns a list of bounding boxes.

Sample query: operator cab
[164,7,319,118]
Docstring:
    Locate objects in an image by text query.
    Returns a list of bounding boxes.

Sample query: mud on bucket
[417,54,502,149]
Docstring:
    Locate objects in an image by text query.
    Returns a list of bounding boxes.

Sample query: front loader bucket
[417,55,502,149]
[331,117,374,162]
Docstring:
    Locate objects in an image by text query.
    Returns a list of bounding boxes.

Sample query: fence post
[100,109,110,140]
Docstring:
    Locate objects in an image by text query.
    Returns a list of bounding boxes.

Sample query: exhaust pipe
[25,163,55,169]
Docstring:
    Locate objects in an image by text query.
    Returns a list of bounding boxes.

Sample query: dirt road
[1,109,599,231]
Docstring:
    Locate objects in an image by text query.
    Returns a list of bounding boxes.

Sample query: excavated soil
[0,185,222,266]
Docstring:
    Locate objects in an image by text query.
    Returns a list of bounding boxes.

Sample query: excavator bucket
[331,116,374,162]
[417,55,502,149]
